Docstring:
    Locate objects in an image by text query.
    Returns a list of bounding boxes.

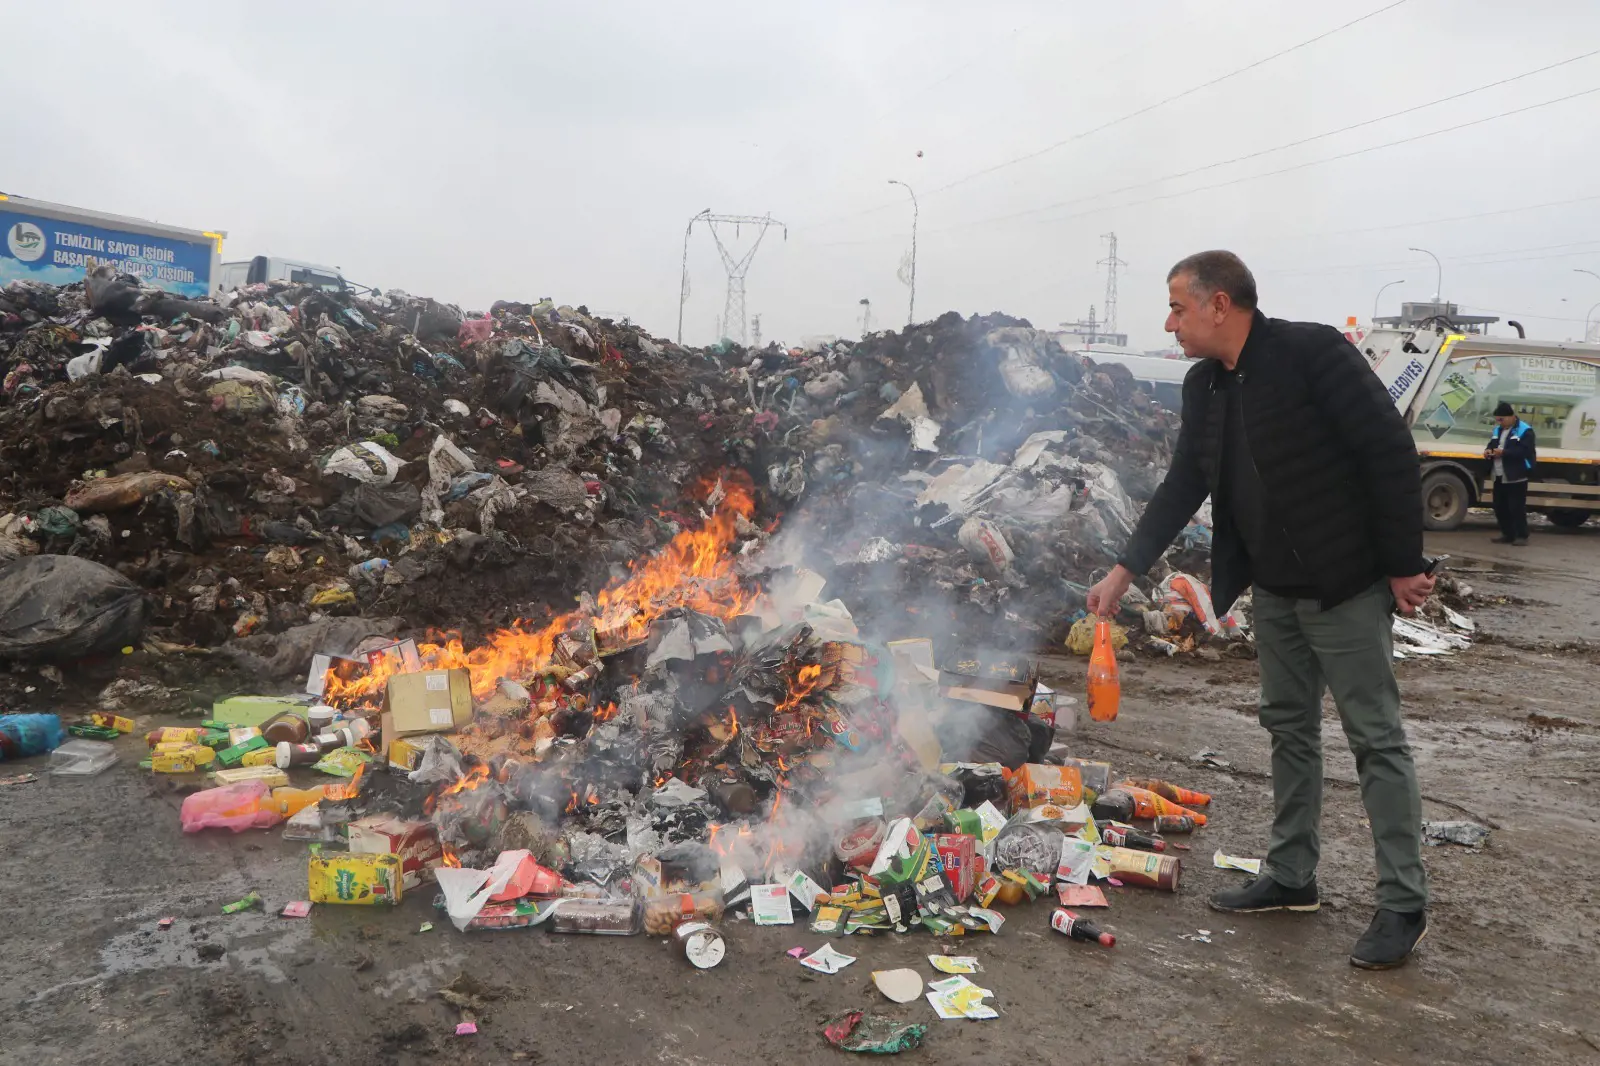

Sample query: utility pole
[1098,233,1126,336]
[888,180,918,326]
[677,210,787,345]
[1373,278,1406,324]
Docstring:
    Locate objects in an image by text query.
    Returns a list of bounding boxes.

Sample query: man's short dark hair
[1167,250,1258,311]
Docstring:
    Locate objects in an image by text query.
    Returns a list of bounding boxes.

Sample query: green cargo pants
[1252,581,1429,912]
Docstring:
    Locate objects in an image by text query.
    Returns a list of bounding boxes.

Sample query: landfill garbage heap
[1,268,1215,683]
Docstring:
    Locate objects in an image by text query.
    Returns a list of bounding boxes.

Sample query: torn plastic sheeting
[1392,616,1471,656]
[823,1011,928,1054]
[322,441,405,485]
[64,471,194,514]
[427,435,478,495]
[435,859,522,931]
[916,461,1009,514]
[957,517,1014,577]
[0,554,147,663]
[1423,820,1490,848]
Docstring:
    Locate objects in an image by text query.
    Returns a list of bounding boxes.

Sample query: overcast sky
[6,1,1600,348]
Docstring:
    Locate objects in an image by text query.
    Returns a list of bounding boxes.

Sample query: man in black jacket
[1086,251,1436,970]
[1485,401,1536,545]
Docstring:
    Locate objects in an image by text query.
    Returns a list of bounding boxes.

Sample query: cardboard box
[937,651,1038,713]
[934,833,977,902]
[308,853,403,905]
[386,668,473,736]
[1008,763,1083,811]
[348,815,442,890]
[365,638,423,676]
[305,653,367,698]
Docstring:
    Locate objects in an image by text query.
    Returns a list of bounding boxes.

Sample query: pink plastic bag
[180,782,284,833]
[456,317,493,347]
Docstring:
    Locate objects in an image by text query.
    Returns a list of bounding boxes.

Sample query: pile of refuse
[0,488,1240,1038]
[1,269,1231,699]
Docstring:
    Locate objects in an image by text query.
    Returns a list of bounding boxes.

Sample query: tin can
[561,661,603,692]
[673,921,725,969]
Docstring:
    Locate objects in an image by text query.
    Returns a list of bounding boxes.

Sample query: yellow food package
[91,713,135,733]
[308,853,403,905]
[151,746,216,772]
[240,747,279,767]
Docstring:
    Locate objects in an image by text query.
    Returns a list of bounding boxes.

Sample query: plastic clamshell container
[48,739,119,777]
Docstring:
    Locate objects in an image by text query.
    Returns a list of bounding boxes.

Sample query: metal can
[561,661,603,692]
[674,921,725,969]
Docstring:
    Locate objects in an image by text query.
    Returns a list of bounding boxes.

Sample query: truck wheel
[1421,469,1471,531]
[1548,509,1590,529]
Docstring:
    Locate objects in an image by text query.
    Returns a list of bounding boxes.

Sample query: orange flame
[441,764,490,797]
[776,663,823,715]
[323,762,366,802]
[440,843,461,868]
[593,702,620,723]
[322,472,759,707]
[727,707,739,738]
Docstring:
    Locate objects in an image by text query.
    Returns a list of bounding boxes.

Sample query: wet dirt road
[1,518,1597,1065]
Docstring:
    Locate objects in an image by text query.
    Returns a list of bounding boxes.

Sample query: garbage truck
[1,192,223,299]
[1360,326,1600,530]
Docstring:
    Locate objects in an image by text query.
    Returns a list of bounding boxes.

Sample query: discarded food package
[365,638,423,675]
[1423,820,1491,848]
[1009,763,1084,811]
[1212,850,1262,876]
[934,833,977,902]
[308,853,404,905]
[348,816,444,890]
[387,669,473,736]
[48,739,119,778]
[1100,847,1182,892]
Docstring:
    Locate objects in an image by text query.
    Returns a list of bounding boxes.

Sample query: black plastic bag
[320,482,422,531]
[0,555,147,662]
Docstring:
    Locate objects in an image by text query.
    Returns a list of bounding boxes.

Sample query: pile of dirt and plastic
[1,269,1242,700]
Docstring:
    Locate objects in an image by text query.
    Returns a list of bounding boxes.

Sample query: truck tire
[1548,509,1590,529]
[1421,469,1471,531]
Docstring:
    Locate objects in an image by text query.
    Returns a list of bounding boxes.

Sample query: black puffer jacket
[1118,312,1425,614]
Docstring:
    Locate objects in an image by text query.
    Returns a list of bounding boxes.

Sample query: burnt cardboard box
[386,668,473,736]
[937,651,1038,713]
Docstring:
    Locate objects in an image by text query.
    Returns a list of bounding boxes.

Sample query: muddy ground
[1,512,1597,1066]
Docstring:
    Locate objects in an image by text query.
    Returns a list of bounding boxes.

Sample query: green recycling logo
[7,222,46,262]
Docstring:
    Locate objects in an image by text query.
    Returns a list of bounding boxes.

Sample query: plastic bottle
[1090,788,1136,822]
[275,742,323,769]
[1051,908,1116,946]
[261,712,310,745]
[1118,777,1211,807]
[271,785,326,818]
[1101,825,1167,852]
[1086,619,1120,722]
[1115,785,1208,826]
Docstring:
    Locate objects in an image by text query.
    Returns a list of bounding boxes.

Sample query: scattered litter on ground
[1212,850,1263,876]
[1423,820,1491,848]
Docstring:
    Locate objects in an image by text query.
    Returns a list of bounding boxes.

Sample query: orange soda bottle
[1087,618,1120,722]
[1119,777,1212,807]
[271,785,326,818]
[1116,785,1207,826]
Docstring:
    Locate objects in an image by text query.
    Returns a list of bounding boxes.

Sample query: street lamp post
[1586,300,1600,343]
[888,179,918,326]
[1373,278,1406,324]
[1408,247,1442,313]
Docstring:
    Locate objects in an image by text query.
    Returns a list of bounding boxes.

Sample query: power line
[935,83,1600,236]
[937,47,1600,234]
[792,0,1413,233]
[915,0,1415,200]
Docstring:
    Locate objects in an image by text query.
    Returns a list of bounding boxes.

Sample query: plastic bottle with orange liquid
[1086,618,1120,722]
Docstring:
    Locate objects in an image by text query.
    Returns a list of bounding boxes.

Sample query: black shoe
[1490,536,1513,544]
[1208,875,1319,913]
[1350,909,1428,970]
[1512,538,1529,546]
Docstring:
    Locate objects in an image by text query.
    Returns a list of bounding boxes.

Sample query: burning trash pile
[17,468,1237,1029]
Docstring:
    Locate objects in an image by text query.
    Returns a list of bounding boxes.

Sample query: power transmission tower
[1098,232,1126,336]
[677,210,787,345]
